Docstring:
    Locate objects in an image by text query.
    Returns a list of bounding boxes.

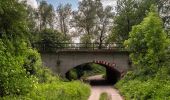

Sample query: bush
[23,48,42,76]
[0,40,37,96]
[37,67,60,83]
[116,72,170,100]
[124,5,170,76]
[67,69,78,80]
[0,38,90,99]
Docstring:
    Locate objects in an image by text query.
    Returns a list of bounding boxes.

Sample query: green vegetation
[1,0,170,99]
[99,92,111,100]
[1,70,90,100]
[2,80,90,100]
[0,0,90,99]
[34,29,70,52]
[116,5,170,100]
[66,63,106,80]
[116,73,170,100]
[111,0,170,43]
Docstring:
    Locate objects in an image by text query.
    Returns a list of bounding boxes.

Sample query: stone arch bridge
[37,43,131,82]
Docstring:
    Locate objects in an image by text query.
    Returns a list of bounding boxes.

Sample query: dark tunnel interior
[65,63,121,85]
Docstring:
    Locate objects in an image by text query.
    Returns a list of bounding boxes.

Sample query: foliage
[0,0,28,38]
[66,63,106,80]
[72,0,113,46]
[0,0,90,100]
[0,0,40,96]
[116,73,170,100]
[57,3,72,37]
[0,39,37,96]
[72,0,96,36]
[67,69,78,80]
[38,1,55,30]
[37,67,60,83]
[112,0,137,42]
[94,2,114,48]
[112,0,170,43]
[116,5,170,100]
[80,34,93,48]
[82,63,106,77]
[1,81,90,100]
[124,6,169,76]
[99,92,111,100]
[35,29,70,52]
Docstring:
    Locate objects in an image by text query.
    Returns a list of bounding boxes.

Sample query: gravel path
[87,75,123,100]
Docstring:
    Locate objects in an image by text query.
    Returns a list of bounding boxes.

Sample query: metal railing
[33,42,125,52]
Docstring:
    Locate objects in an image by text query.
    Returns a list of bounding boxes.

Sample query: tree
[72,0,97,43]
[112,0,137,43]
[72,0,114,49]
[112,0,170,43]
[0,0,28,38]
[26,5,38,32]
[124,5,170,75]
[158,0,170,30]
[57,4,72,37]
[35,29,70,52]
[0,0,41,96]
[95,0,114,48]
[38,1,55,30]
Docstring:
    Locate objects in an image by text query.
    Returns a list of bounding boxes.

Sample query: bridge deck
[33,43,128,53]
[55,49,129,53]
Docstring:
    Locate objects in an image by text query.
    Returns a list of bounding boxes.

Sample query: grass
[1,81,90,100]
[1,67,91,100]
[99,92,111,100]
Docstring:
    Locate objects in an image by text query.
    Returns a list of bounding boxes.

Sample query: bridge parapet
[33,43,125,52]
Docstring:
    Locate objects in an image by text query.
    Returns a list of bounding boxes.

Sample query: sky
[47,0,79,10]
[27,0,117,10]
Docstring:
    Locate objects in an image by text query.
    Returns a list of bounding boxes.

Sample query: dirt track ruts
[87,75,123,100]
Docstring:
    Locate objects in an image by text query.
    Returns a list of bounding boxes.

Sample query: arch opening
[65,62,121,85]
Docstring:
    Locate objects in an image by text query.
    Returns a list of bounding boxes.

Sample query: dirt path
[87,75,123,100]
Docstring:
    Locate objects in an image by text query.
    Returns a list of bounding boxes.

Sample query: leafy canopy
[124,5,169,74]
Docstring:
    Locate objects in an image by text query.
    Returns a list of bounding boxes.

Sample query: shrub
[37,67,60,83]
[23,48,42,76]
[124,5,170,76]
[116,6,170,100]
[0,40,36,96]
[116,73,170,100]
[67,69,78,80]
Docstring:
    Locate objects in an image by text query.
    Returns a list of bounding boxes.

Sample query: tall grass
[99,92,111,100]
[1,68,91,100]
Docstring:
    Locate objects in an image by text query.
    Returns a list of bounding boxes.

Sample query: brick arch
[93,60,116,68]
[65,61,123,84]
[93,60,126,78]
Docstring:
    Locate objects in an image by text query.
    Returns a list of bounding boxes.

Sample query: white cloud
[101,0,117,8]
[26,0,38,9]
[78,0,117,8]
